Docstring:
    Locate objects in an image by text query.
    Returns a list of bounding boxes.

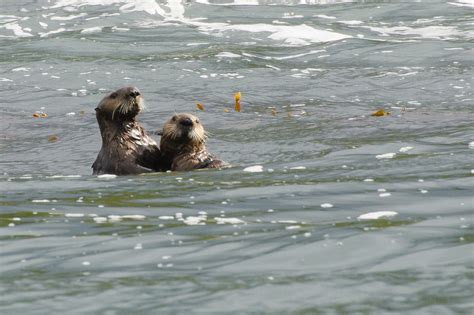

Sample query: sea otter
[159,113,228,171]
[92,86,161,175]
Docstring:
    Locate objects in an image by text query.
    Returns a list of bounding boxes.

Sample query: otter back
[92,120,160,175]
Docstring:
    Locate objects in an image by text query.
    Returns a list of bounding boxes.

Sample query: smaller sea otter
[159,113,228,171]
[92,86,160,175]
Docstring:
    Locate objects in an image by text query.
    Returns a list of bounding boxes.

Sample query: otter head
[95,86,144,121]
[162,113,207,148]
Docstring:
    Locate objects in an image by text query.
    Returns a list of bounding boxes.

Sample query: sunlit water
[1,0,473,313]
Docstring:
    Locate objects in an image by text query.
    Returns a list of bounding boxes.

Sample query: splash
[362,25,472,40]
[2,0,351,45]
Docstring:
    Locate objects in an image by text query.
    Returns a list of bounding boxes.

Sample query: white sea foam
[338,20,363,25]
[266,65,281,70]
[183,216,205,225]
[448,0,474,7]
[274,49,326,60]
[243,165,263,173]
[97,174,117,179]
[186,42,209,46]
[282,13,304,19]
[399,146,414,153]
[134,243,143,250]
[278,220,298,224]
[376,153,396,159]
[108,215,123,222]
[49,0,164,16]
[46,0,350,46]
[93,217,107,223]
[206,24,350,46]
[216,52,241,58]
[50,13,87,20]
[2,22,33,37]
[111,26,130,32]
[48,175,82,178]
[159,215,175,220]
[32,199,51,203]
[65,213,85,217]
[195,0,260,5]
[12,67,30,72]
[215,217,245,224]
[39,28,67,37]
[290,166,306,170]
[122,0,168,15]
[362,25,471,40]
[0,15,18,24]
[358,211,398,220]
[144,2,349,45]
[314,14,336,20]
[81,26,102,34]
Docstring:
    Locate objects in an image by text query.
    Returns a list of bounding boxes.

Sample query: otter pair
[92,86,227,175]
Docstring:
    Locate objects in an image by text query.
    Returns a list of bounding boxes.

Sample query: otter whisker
[118,101,130,117]
[115,102,124,117]
[173,126,181,139]
[119,100,132,115]
[189,130,204,144]
[139,99,146,111]
[111,105,119,120]
[166,125,179,140]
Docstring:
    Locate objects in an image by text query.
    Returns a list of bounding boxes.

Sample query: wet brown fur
[92,87,161,175]
[159,113,228,171]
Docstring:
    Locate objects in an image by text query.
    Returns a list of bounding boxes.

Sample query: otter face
[96,86,144,121]
[162,113,207,145]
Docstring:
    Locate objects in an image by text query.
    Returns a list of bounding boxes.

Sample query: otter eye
[172,115,177,121]
[110,92,118,99]
[195,120,200,124]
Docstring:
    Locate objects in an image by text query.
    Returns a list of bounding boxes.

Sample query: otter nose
[180,118,193,127]
[129,88,141,98]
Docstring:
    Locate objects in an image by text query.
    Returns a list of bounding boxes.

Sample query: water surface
[1,0,473,313]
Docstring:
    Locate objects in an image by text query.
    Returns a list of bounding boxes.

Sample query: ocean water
[0,0,473,313]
